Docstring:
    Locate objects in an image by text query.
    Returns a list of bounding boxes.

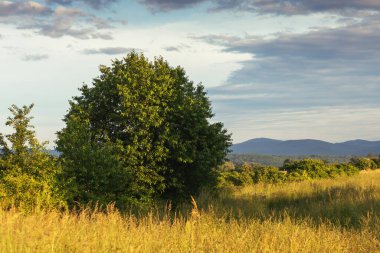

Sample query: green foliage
[55,116,134,207]
[333,163,359,176]
[218,171,248,187]
[0,133,9,156]
[349,157,377,170]
[0,105,66,210]
[218,164,287,187]
[228,153,352,167]
[283,159,330,179]
[217,158,361,187]
[284,159,360,180]
[217,161,235,172]
[370,156,380,168]
[57,52,231,207]
[252,166,287,184]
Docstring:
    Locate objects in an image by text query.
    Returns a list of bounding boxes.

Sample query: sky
[0,0,380,146]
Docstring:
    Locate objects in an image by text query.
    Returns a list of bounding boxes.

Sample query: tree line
[217,156,380,187]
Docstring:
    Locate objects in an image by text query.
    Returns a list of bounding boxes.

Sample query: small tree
[57,52,232,207]
[0,105,66,210]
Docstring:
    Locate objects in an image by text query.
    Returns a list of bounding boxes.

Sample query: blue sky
[1,0,380,146]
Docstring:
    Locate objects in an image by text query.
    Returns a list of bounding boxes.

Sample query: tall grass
[1,171,380,252]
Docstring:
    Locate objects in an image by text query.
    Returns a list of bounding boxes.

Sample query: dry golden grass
[1,170,380,252]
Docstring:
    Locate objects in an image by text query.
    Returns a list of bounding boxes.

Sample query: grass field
[1,170,379,252]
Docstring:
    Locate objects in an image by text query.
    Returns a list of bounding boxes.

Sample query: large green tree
[57,52,231,207]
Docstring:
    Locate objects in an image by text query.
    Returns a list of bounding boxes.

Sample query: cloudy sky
[1,0,380,146]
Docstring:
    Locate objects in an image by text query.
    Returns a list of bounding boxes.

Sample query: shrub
[332,163,359,177]
[217,161,235,172]
[0,105,66,210]
[252,166,287,184]
[370,157,380,168]
[283,159,330,179]
[350,157,376,170]
[218,170,253,187]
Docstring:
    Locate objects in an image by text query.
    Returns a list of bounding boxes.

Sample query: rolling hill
[232,138,380,155]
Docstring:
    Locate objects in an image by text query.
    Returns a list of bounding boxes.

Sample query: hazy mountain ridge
[232,138,380,155]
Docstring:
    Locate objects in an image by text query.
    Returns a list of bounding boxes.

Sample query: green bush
[217,161,235,172]
[216,158,361,187]
[283,159,330,179]
[371,160,378,169]
[370,157,380,168]
[218,164,287,186]
[287,170,310,181]
[332,163,359,176]
[349,157,376,170]
[0,105,66,211]
[217,171,253,187]
[252,166,287,184]
[284,159,360,180]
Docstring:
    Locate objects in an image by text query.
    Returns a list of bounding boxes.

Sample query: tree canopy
[57,52,232,207]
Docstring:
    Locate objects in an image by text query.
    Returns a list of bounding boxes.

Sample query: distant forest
[227,153,354,167]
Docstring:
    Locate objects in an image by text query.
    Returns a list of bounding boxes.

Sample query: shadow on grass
[201,184,380,230]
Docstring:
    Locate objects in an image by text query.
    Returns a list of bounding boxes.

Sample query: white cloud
[1,2,379,146]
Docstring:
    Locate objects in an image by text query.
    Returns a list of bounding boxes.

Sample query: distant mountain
[232,138,380,156]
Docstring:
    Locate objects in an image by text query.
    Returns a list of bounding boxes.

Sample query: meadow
[1,170,379,253]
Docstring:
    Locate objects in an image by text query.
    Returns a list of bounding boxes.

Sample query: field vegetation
[217,156,379,187]
[1,171,379,252]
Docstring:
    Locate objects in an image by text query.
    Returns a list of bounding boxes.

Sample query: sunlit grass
[1,170,379,252]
